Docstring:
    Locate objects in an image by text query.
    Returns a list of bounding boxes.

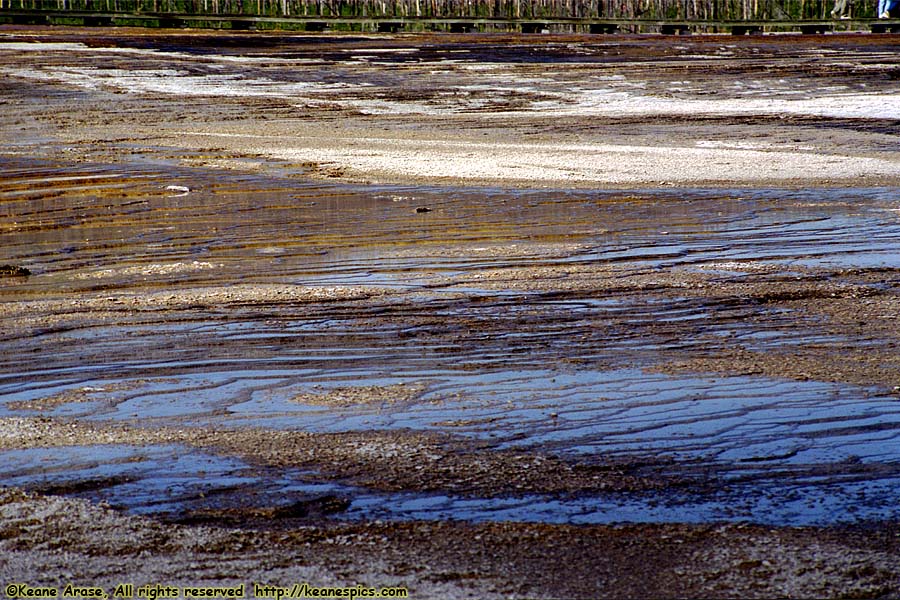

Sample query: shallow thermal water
[2,30,900,528]
[1,153,899,526]
[3,442,899,526]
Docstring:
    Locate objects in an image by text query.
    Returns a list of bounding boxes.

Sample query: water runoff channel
[1,158,899,527]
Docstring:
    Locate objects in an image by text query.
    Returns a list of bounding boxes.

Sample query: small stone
[0,264,31,277]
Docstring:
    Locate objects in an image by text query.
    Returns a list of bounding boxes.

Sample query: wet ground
[2,26,900,598]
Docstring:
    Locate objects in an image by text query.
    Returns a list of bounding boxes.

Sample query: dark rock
[271,494,351,518]
[0,265,31,277]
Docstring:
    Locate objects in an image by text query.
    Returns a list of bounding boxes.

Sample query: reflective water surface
[2,128,900,527]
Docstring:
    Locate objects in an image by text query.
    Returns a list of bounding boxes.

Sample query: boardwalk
[2,0,899,32]
[1,8,899,32]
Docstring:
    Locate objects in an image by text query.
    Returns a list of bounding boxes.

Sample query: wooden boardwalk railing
[2,0,898,21]
[1,4,899,32]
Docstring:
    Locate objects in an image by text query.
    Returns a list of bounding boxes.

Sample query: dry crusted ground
[2,26,900,599]
[2,485,900,600]
[3,27,900,189]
